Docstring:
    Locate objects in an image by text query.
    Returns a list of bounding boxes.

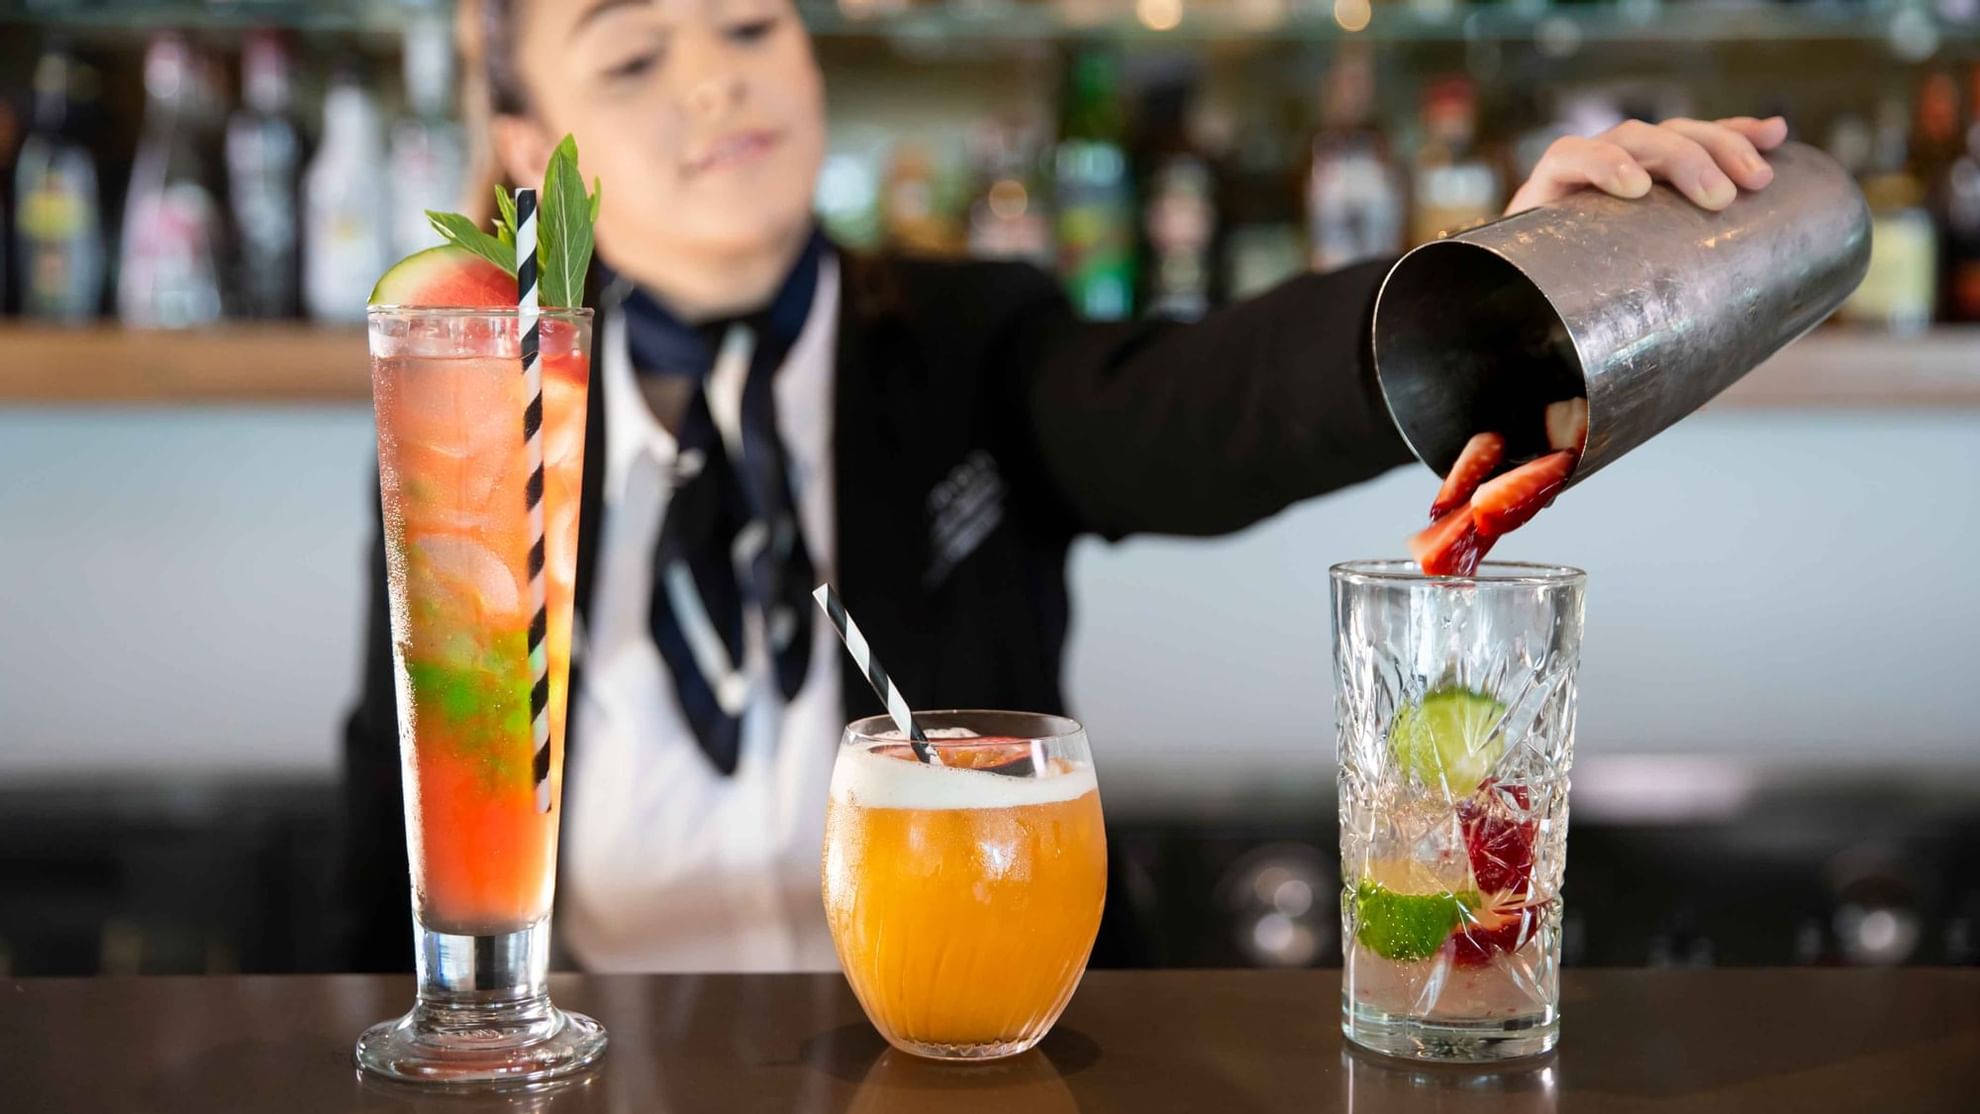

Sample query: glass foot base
[1343,1000,1557,1064]
[355,997,607,1091]
[883,1033,1046,1062]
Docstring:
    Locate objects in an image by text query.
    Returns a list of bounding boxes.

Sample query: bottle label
[1055,140,1133,320]
[1841,211,1936,330]
[121,182,224,327]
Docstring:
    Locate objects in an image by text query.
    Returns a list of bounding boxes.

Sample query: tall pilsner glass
[1333,560,1585,1062]
[355,306,605,1088]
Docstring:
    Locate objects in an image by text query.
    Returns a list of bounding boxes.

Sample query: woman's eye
[603,51,660,81]
[727,17,777,43]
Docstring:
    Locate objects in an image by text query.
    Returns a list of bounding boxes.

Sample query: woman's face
[499,0,825,289]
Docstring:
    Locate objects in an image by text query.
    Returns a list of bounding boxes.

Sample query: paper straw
[812,584,935,764]
[515,187,552,813]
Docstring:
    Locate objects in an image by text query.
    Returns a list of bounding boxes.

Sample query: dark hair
[480,0,529,115]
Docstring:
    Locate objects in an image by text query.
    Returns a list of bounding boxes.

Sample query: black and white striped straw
[515,187,553,813]
[811,584,935,764]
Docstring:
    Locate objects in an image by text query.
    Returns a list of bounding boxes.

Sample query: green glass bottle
[1054,50,1135,320]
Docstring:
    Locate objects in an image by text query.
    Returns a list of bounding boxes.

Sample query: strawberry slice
[1545,398,1589,454]
[1409,506,1495,577]
[1459,779,1537,897]
[1429,432,1507,521]
[1471,451,1576,539]
[1449,898,1539,968]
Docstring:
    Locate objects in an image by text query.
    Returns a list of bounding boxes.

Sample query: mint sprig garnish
[426,210,515,275]
[423,133,601,308]
[538,135,602,309]
[493,184,519,248]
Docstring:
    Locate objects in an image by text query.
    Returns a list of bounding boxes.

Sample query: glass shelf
[4,0,421,33]
[806,1,1980,49]
[4,0,1977,48]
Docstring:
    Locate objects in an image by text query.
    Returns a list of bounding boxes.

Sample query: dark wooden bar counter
[5,969,1977,1112]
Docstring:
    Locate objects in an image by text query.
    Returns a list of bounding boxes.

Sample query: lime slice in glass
[1388,686,1509,797]
[1353,881,1477,962]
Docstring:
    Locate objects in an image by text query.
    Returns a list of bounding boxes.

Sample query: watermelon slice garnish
[369,135,599,311]
[369,245,516,308]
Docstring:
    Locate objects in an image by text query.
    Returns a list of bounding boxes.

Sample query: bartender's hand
[1508,116,1789,214]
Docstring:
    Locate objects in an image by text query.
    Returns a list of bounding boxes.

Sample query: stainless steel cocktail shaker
[1372,141,1871,485]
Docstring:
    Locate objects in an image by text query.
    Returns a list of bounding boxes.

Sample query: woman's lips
[685,130,782,176]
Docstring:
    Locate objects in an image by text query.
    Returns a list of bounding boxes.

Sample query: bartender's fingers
[1600,119,1739,210]
[1658,117,1775,192]
[1505,135,1654,213]
[1714,115,1790,152]
[1507,116,1790,215]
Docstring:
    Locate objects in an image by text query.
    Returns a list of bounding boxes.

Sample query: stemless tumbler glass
[1332,560,1585,1062]
[354,306,605,1088]
[821,711,1108,1061]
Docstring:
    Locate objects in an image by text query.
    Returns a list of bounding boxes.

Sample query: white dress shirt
[560,259,843,972]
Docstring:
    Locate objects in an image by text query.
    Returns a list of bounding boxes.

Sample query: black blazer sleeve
[336,484,413,972]
[1012,258,1416,539]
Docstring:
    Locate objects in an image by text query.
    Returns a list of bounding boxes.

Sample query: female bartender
[342,0,1785,972]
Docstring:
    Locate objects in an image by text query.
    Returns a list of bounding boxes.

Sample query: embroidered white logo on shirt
[926,450,1005,587]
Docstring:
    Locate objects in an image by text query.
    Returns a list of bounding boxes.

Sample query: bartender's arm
[1021,115,1787,538]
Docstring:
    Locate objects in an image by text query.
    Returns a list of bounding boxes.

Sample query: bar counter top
[4,969,1977,1112]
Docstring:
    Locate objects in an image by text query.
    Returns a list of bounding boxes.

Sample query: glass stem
[414,917,551,1010]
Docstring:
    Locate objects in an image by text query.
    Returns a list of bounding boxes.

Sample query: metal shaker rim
[1373,236,1588,479]
[1371,141,1871,489]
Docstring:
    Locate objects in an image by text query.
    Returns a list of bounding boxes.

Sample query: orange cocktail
[822,713,1107,1061]
[371,309,589,934]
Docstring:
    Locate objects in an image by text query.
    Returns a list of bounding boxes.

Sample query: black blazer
[339,252,1414,971]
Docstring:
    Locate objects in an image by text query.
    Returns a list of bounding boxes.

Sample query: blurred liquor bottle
[389,16,468,261]
[816,130,886,252]
[966,117,1053,269]
[119,33,229,328]
[226,31,303,320]
[1135,76,1221,321]
[1918,70,1964,324]
[1840,93,1938,333]
[1409,75,1501,246]
[1306,44,1403,272]
[15,41,104,323]
[1220,95,1304,302]
[880,141,962,257]
[305,64,390,323]
[1938,68,1980,323]
[0,95,16,314]
[1054,49,1134,320]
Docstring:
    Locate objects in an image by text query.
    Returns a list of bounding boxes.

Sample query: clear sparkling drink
[1332,560,1584,1062]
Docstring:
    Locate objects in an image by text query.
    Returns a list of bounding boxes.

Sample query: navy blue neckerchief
[603,231,825,775]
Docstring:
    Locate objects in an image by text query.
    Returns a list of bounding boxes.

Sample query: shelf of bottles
[6,0,1980,44]
[2,1,1979,404]
[806,1,1980,48]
